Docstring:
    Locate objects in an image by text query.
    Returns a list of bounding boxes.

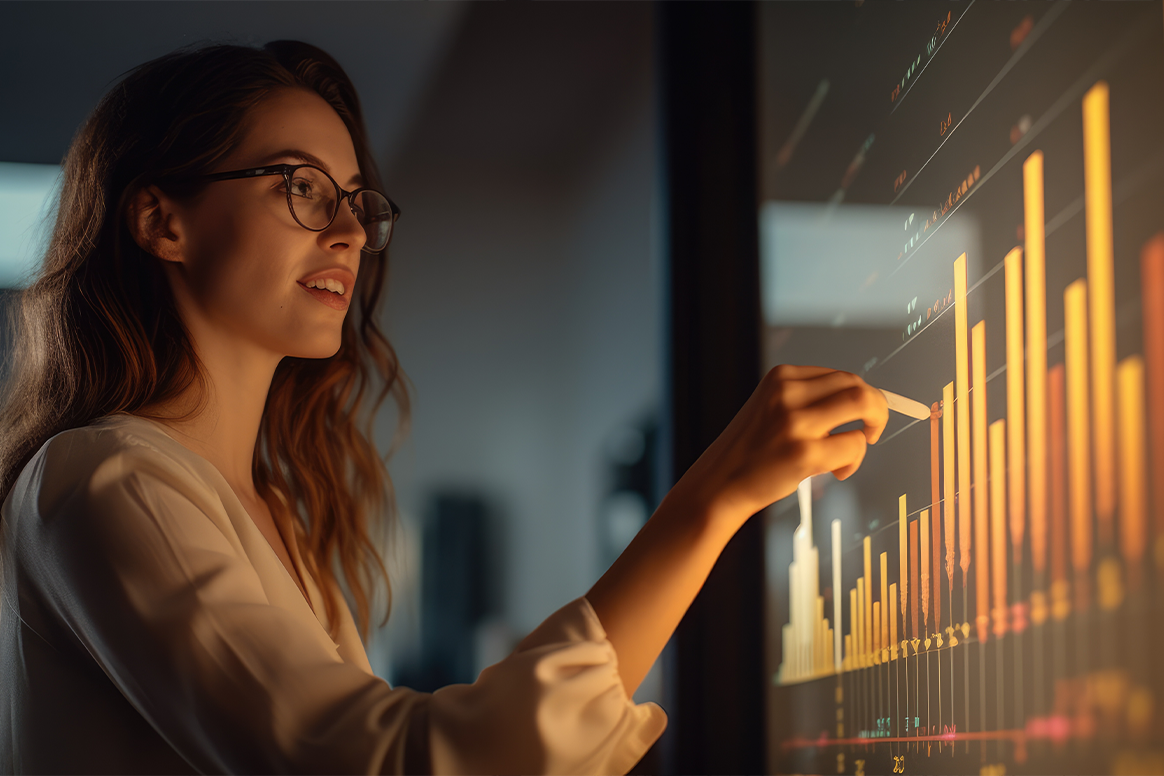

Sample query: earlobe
[127,185,184,264]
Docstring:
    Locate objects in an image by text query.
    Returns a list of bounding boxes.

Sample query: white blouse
[0,413,666,774]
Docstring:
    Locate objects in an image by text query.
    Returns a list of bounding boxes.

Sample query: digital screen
[758,3,1164,774]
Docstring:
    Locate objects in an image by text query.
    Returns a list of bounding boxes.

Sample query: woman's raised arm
[584,364,889,697]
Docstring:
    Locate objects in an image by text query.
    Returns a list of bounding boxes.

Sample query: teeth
[305,278,345,295]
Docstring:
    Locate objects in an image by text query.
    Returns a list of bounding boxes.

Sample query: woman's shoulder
[9,413,219,523]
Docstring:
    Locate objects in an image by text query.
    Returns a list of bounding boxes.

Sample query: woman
[0,40,887,774]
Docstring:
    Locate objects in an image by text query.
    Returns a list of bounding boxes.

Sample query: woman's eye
[288,179,315,198]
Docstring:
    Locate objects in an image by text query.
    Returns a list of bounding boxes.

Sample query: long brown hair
[0,40,409,645]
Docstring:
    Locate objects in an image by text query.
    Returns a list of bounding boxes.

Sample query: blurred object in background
[599,417,659,571]
[393,492,502,692]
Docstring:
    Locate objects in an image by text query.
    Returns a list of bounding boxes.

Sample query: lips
[298,281,350,311]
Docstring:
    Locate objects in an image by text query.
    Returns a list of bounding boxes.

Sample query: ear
[126,184,186,265]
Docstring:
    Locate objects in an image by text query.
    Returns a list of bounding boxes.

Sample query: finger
[765,364,836,383]
[804,429,868,480]
[778,370,864,410]
[798,383,890,443]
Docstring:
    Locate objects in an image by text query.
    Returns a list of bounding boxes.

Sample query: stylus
[877,388,930,420]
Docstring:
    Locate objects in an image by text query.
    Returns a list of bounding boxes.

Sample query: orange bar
[1117,356,1147,589]
[910,520,920,640]
[890,582,899,657]
[880,551,890,654]
[1065,279,1093,608]
[1142,234,1164,558]
[873,601,882,659]
[972,321,991,641]
[850,588,858,670]
[944,381,957,596]
[1025,152,1049,576]
[899,494,908,649]
[1005,247,1027,564]
[956,256,973,586]
[931,400,940,632]
[990,419,1009,636]
[863,536,873,661]
[1083,81,1116,543]
[921,508,931,634]
[1049,363,1070,620]
[857,577,867,667]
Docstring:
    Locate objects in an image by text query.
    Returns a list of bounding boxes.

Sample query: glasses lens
[352,190,394,252]
[287,167,337,230]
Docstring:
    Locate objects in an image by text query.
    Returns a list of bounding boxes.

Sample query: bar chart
[759,3,1164,773]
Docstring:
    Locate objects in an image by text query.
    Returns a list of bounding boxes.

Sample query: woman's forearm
[584,487,738,698]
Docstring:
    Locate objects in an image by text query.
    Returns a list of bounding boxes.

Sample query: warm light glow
[1005,247,1026,564]
[1024,152,1048,575]
[1083,81,1116,542]
[1117,356,1147,588]
[1065,280,1093,584]
[990,419,1009,636]
[972,321,990,641]
[1142,234,1164,554]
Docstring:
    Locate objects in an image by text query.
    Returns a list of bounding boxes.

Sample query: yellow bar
[857,577,867,667]
[920,508,931,632]
[1025,151,1049,575]
[1065,279,1093,577]
[1118,356,1147,585]
[873,601,882,662]
[1005,247,1027,563]
[990,419,1009,636]
[880,551,890,654]
[1084,82,1116,541]
[845,631,853,672]
[863,536,873,660]
[849,588,858,670]
[899,494,908,650]
[890,582,899,658]
[972,321,991,641]
[956,254,973,581]
[816,597,826,673]
[944,381,956,590]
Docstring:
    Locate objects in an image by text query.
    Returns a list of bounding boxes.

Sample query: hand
[671,364,889,532]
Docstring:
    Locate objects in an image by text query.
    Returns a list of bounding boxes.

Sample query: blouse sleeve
[427,596,667,775]
[24,433,666,775]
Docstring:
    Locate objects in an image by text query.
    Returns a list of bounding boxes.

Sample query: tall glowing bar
[833,519,843,670]
[931,404,944,633]
[1024,152,1049,577]
[890,583,899,658]
[1049,364,1070,620]
[880,551,890,655]
[873,602,882,658]
[1083,82,1116,543]
[1065,279,1093,606]
[1004,247,1027,564]
[863,536,873,661]
[1142,234,1164,555]
[955,255,973,585]
[1117,356,1147,589]
[898,494,908,648]
[990,419,1009,636]
[972,321,991,641]
[850,588,859,669]
[857,577,867,668]
[943,382,957,598]
[921,509,931,635]
[910,520,920,640]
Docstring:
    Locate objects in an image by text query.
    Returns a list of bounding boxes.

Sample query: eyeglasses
[195,163,400,253]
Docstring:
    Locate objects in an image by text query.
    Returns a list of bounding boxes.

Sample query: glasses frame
[195,163,400,253]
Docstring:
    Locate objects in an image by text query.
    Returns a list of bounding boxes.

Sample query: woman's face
[152,87,369,361]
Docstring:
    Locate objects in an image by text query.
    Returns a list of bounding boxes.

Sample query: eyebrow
[257,149,365,188]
